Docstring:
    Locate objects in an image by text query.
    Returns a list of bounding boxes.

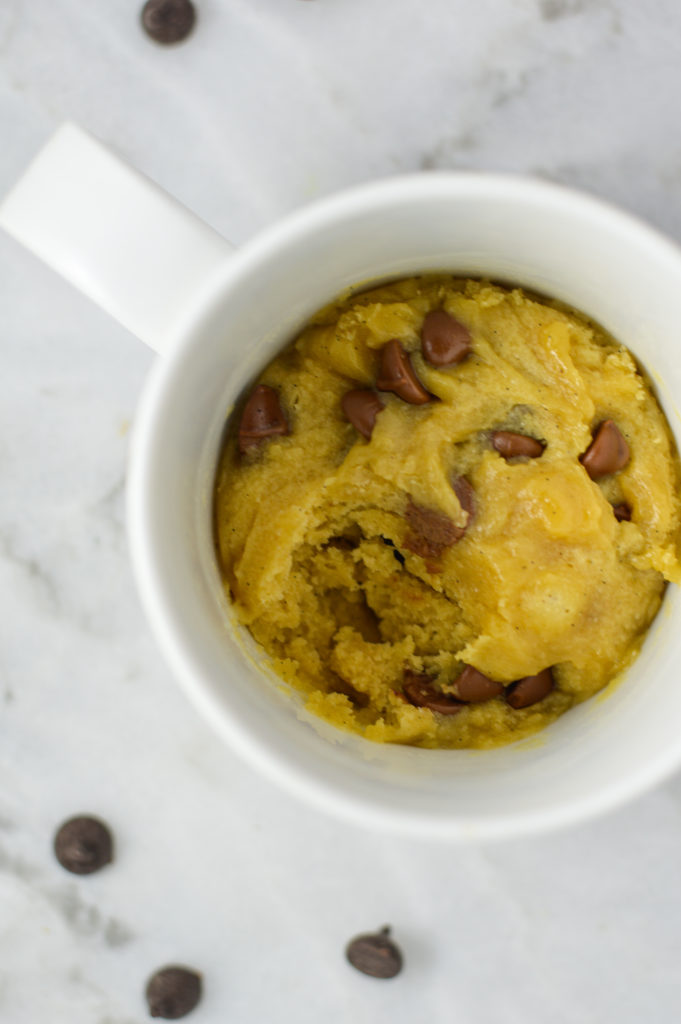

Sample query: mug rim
[127,170,681,840]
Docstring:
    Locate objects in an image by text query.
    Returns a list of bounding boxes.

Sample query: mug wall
[128,175,681,839]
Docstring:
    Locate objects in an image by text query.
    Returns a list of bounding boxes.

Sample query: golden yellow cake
[214,277,681,749]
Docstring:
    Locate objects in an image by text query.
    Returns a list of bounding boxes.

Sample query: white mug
[3,122,681,841]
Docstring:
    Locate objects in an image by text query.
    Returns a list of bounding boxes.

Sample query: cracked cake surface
[213,276,681,749]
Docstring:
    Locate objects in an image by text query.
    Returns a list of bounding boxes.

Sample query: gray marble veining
[2,0,681,1021]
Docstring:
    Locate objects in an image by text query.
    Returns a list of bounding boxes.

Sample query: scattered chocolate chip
[452,665,504,702]
[376,340,430,405]
[404,499,465,562]
[506,667,555,709]
[491,430,544,460]
[421,309,471,366]
[53,816,113,875]
[346,927,403,979]
[141,0,196,44]
[342,389,385,439]
[146,966,202,1019]
[238,384,289,454]
[613,502,632,522]
[580,420,630,480]
[403,670,462,715]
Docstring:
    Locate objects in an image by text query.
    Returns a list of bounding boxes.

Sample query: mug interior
[127,173,681,840]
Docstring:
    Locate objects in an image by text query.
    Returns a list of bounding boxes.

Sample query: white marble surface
[2,0,681,1020]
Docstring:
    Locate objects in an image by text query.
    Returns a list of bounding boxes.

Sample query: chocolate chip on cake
[452,665,504,702]
[53,816,113,875]
[238,384,289,453]
[491,431,545,460]
[421,309,471,367]
[452,475,476,522]
[402,670,462,715]
[506,667,555,709]
[403,478,474,566]
[403,500,464,562]
[580,420,630,480]
[146,966,202,1019]
[376,340,430,405]
[346,926,403,978]
[342,389,385,439]
[141,0,196,44]
[613,502,632,522]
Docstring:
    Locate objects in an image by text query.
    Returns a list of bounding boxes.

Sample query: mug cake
[214,276,681,749]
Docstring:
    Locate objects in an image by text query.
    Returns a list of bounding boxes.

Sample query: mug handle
[0,122,234,355]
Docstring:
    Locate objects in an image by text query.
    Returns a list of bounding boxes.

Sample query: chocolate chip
[376,340,430,405]
[580,420,630,479]
[238,384,289,454]
[141,0,196,44]
[402,478,475,566]
[452,665,504,702]
[346,927,403,979]
[506,667,555,709]
[613,502,632,522]
[402,670,462,715]
[146,966,202,1019]
[404,500,465,561]
[421,309,471,367]
[491,430,544,460]
[341,389,385,439]
[452,475,476,522]
[53,816,113,875]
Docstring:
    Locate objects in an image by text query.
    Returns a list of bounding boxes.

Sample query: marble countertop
[2,0,681,1020]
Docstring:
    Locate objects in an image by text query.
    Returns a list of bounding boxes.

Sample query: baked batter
[214,277,681,748]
